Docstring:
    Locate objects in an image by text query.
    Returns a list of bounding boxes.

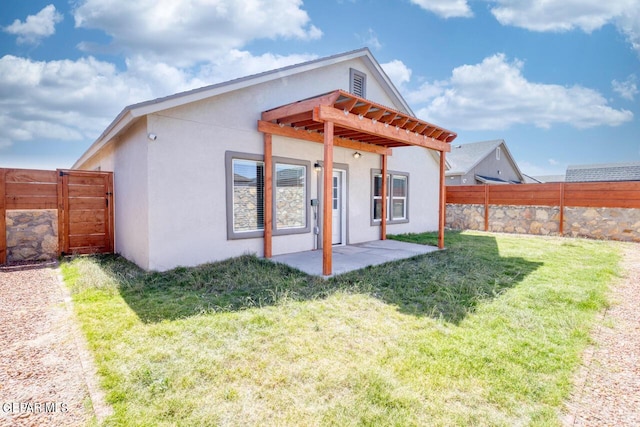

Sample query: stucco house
[446,139,524,185]
[73,48,456,274]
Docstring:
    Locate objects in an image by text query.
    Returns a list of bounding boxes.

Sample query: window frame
[226,151,265,240]
[226,152,311,240]
[370,169,410,226]
[273,157,311,236]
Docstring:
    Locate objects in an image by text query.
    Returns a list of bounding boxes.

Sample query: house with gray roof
[565,162,640,182]
[446,139,524,185]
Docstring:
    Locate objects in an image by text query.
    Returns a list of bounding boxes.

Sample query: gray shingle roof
[565,162,640,182]
[446,140,503,175]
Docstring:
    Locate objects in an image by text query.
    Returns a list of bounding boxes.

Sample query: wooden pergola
[258,89,457,275]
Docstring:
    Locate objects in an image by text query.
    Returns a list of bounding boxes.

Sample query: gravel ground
[0,262,110,427]
[562,243,640,426]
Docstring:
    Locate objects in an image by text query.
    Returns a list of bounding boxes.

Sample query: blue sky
[1,0,638,176]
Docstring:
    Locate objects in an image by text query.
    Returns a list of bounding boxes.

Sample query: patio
[270,239,440,277]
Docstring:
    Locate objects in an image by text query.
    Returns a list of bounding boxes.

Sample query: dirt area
[562,243,640,426]
[0,262,110,427]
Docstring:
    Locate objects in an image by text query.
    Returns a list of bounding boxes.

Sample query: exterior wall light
[353,152,362,159]
[314,162,322,172]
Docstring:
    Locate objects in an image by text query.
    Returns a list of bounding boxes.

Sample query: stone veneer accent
[5,209,58,262]
[446,204,640,242]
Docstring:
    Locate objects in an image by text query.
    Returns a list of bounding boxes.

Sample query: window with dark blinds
[350,69,366,98]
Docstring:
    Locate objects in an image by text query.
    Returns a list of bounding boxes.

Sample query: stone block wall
[446,204,485,231]
[565,207,640,242]
[488,205,560,236]
[5,209,59,262]
[447,204,640,242]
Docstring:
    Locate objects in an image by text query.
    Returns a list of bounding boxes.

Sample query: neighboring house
[445,139,524,185]
[565,162,640,182]
[73,48,456,273]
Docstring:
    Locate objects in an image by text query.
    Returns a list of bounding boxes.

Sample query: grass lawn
[62,231,621,426]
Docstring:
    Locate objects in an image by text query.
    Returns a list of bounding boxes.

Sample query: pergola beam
[258,120,392,156]
[314,105,452,152]
[262,91,341,122]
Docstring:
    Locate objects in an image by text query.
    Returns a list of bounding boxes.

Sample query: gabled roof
[74,48,414,169]
[446,139,524,181]
[446,139,503,175]
[565,162,640,182]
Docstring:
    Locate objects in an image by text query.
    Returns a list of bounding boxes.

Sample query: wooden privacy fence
[446,182,640,235]
[0,168,114,264]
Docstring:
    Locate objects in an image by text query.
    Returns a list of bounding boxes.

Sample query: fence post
[559,183,565,236]
[0,169,6,264]
[484,184,489,231]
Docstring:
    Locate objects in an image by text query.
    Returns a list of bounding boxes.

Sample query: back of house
[74,48,454,271]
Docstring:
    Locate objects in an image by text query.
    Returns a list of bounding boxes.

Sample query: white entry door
[331,170,344,245]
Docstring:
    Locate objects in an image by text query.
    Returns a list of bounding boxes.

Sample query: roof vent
[350,69,366,98]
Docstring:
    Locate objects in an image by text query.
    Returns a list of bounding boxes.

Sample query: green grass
[62,231,621,426]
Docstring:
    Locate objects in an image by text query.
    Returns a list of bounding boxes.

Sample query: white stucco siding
[387,146,440,234]
[111,119,150,269]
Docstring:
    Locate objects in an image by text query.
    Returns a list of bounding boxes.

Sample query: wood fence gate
[0,168,114,264]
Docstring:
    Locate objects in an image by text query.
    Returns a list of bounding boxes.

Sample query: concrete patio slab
[270,239,440,277]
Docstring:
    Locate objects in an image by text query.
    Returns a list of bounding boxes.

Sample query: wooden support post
[57,170,65,257]
[0,169,6,264]
[438,151,446,249]
[105,173,115,253]
[322,121,334,276]
[60,171,70,254]
[264,133,273,258]
[559,183,565,236]
[380,154,388,240]
[484,184,489,232]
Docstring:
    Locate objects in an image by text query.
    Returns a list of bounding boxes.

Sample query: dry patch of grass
[62,232,621,426]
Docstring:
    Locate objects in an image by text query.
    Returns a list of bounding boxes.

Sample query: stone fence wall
[5,210,58,262]
[446,204,640,242]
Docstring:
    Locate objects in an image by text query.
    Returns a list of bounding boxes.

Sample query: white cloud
[410,53,633,130]
[548,158,560,166]
[489,0,640,54]
[357,29,382,50]
[73,0,322,66]
[409,0,473,18]
[3,4,63,44]
[197,50,318,84]
[381,59,412,90]
[612,74,638,100]
[0,49,318,149]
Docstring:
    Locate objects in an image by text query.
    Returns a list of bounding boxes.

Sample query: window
[226,152,309,239]
[350,69,366,98]
[372,170,409,224]
[232,158,265,234]
[275,163,307,230]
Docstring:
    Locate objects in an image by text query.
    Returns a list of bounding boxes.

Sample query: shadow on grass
[73,231,541,324]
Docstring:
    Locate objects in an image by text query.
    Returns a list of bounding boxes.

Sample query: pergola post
[322,121,334,275]
[438,150,446,249]
[264,133,273,258]
[380,153,387,240]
